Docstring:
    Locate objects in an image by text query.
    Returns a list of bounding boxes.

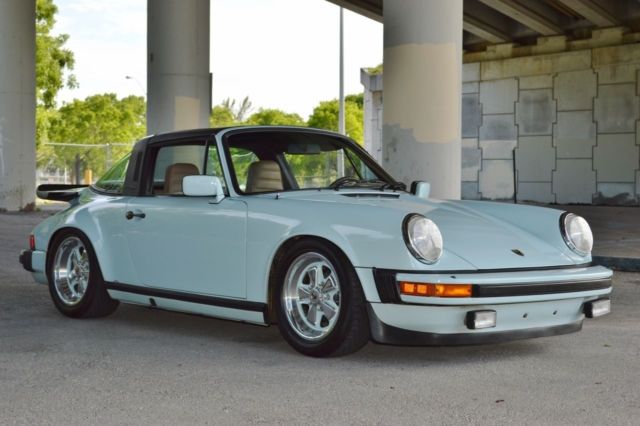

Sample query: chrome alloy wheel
[53,236,90,306]
[283,252,342,341]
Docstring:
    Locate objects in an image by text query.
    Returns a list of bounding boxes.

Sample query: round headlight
[561,213,593,256]
[403,214,443,264]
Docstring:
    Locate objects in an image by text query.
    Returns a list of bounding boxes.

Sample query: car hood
[272,190,579,269]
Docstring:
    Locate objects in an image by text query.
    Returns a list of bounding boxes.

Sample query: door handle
[125,210,146,220]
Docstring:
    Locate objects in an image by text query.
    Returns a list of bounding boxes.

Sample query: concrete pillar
[360,68,383,164]
[147,0,211,135]
[383,0,463,199]
[0,0,36,211]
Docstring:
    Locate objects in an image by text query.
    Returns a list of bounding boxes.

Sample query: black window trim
[140,137,208,197]
[204,134,230,196]
[123,137,150,196]
[90,152,133,196]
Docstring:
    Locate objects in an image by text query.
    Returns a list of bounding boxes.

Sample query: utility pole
[338,7,345,135]
[337,7,346,177]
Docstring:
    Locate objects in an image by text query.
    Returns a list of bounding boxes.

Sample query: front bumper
[368,303,583,345]
[357,265,613,345]
[372,265,613,304]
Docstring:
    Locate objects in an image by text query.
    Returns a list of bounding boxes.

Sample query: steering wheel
[328,176,360,189]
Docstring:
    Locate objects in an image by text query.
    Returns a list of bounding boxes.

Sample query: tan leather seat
[163,163,199,194]
[245,160,283,193]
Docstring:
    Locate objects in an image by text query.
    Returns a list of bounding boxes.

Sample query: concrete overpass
[337,0,640,205]
[1,0,639,210]
[331,1,640,49]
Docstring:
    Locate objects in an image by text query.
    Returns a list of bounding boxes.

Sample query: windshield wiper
[329,177,361,190]
[379,180,407,191]
[355,178,406,191]
[330,178,406,191]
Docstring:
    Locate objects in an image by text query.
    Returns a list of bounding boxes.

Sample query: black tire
[275,239,370,357]
[47,229,119,318]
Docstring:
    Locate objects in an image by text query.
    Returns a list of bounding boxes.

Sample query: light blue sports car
[20,127,612,357]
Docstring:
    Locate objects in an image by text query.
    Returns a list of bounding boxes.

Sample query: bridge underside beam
[463,13,509,44]
[556,0,620,27]
[477,0,562,35]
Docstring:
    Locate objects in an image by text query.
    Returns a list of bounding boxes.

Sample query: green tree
[223,96,253,122]
[210,104,237,127]
[36,0,77,109]
[35,0,78,169]
[365,63,383,75]
[210,96,254,127]
[46,94,146,178]
[345,93,364,109]
[35,106,60,166]
[246,108,305,126]
[307,95,364,144]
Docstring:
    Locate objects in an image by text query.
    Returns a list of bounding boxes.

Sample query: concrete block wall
[362,34,640,205]
[462,42,640,205]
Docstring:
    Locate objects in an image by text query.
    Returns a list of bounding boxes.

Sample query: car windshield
[223,131,402,194]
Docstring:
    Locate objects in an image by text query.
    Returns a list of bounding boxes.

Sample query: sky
[54,0,383,119]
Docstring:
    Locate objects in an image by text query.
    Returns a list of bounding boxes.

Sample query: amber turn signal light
[399,282,472,298]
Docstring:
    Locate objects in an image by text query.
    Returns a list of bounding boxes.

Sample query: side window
[152,144,205,195]
[229,147,259,192]
[205,144,227,192]
[94,154,131,194]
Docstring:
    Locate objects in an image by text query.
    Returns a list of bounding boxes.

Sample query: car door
[124,137,248,299]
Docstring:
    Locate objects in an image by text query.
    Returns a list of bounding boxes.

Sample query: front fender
[243,197,475,303]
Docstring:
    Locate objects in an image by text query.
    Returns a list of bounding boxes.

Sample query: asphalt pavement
[1,211,639,425]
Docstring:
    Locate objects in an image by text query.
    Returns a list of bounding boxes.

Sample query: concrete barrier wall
[463,43,640,205]
[363,31,640,205]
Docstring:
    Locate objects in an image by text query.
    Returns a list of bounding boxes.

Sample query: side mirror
[183,175,224,200]
[410,181,431,199]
